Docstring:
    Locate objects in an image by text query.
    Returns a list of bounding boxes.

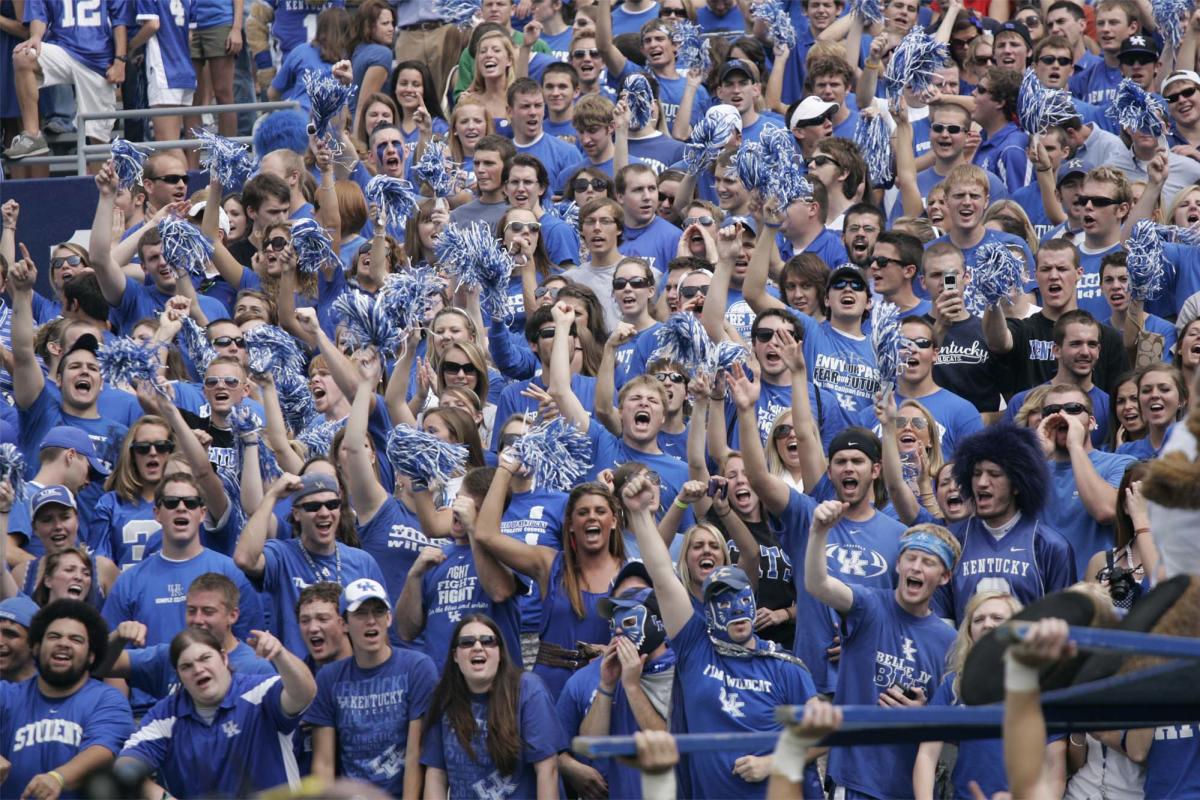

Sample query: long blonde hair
[104,416,172,503]
[898,399,945,480]
[675,523,729,597]
[948,591,1022,699]
[469,31,516,94]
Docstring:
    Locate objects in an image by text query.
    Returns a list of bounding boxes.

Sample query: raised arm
[765,43,790,113]
[595,324,638,436]
[344,382,390,524]
[88,161,129,306]
[701,226,741,343]
[727,362,792,514]
[1003,619,1073,800]
[546,302,591,429]
[249,628,317,715]
[780,335,828,488]
[459,491,517,602]
[893,101,927,219]
[0,485,17,600]
[384,330,423,426]
[254,374,306,474]
[1,200,18,268]
[139,382,229,521]
[671,72,703,141]
[595,0,629,76]
[621,475,694,638]
[234,474,301,579]
[982,303,1014,354]
[474,461,557,595]
[1124,151,1166,241]
[9,245,45,410]
[857,37,887,110]
[804,500,854,613]
[743,214,788,313]
[874,389,921,524]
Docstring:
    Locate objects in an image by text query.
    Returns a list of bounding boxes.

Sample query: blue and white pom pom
[751,0,797,48]
[433,221,515,321]
[229,405,283,483]
[511,418,593,492]
[1126,220,1200,301]
[413,138,459,199]
[545,200,579,230]
[386,424,468,487]
[848,0,882,26]
[244,324,308,377]
[623,73,655,130]
[303,71,356,145]
[195,129,258,186]
[0,443,25,496]
[378,264,441,338]
[854,112,894,186]
[366,174,420,239]
[276,372,319,434]
[158,216,213,279]
[1152,0,1190,53]
[1017,69,1077,135]
[760,126,810,205]
[110,138,147,191]
[1108,78,1166,137]
[871,300,903,388]
[179,317,217,373]
[291,217,339,275]
[710,339,750,374]
[883,28,948,100]
[434,0,480,27]
[97,337,164,393]
[967,242,1026,311]
[732,141,767,196]
[333,287,400,355]
[298,417,345,458]
[683,110,738,175]
[672,21,712,74]
[653,312,714,372]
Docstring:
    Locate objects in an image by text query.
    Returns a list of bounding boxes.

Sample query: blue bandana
[899,531,956,571]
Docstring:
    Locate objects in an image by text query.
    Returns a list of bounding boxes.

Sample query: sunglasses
[1016,15,1041,26]
[298,498,343,512]
[505,220,541,235]
[1074,195,1121,208]
[573,177,610,193]
[204,375,241,388]
[831,277,867,292]
[441,359,479,375]
[264,236,290,252]
[537,325,578,339]
[534,285,561,300]
[613,276,652,290]
[896,415,929,430]
[499,432,521,451]
[870,255,904,270]
[1037,54,1072,67]
[158,495,203,510]
[903,337,934,349]
[571,48,600,59]
[930,123,964,134]
[212,335,246,349]
[457,634,500,648]
[1166,85,1199,104]
[148,173,188,184]
[654,371,686,384]
[1042,402,1088,416]
[51,255,83,269]
[683,215,715,227]
[131,440,175,456]
[772,424,795,439]
[659,6,688,16]
[660,193,676,203]
[1121,54,1157,67]
[973,59,994,69]
[795,115,830,129]
[751,328,800,343]
[807,155,839,170]
[679,285,709,299]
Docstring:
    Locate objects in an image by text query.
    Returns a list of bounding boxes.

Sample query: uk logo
[720,687,746,718]
[902,637,917,662]
[222,721,241,738]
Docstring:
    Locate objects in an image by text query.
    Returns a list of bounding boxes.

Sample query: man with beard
[0,596,38,683]
[0,601,133,799]
[841,203,883,268]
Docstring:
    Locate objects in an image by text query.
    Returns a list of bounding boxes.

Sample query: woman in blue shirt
[94,416,174,570]
[394,60,450,149]
[422,614,567,798]
[1118,366,1187,461]
[268,7,350,106]
[348,0,395,137]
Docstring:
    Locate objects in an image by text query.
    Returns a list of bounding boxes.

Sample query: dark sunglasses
[264,236,290,252]
[456,634,500,648]
[298,498,343,512]
[1120,54,1157,67]
[751,328,800,343]
[683,215,715,227]
[772,424,795,440]
[212,335,246,349]
[1166,85,1199,104]
[51,255,83,269]
[870,255,904,270]
[654,371,687,384]
[659,6,688,16]
[1037,55,1072,67]
[613,276,652,290]
[573,177,609,192]
[1042,402,1088,416]
[534,285,561,300]
[795,115,831,129]
[537,325,578,339]
[131,440,175,456]
[679,285,709,299]
[148,173,188,184]
[904,337,934,349]
[441,359,479,375]
[1074,195,1121,208]
[571,48,600,59]
[203,375,241,388]
[831,277,867,292]
[158,495,203,510]
[896,415,929,430]
[1016,15,1041,27]
[505,220,541,235]
[930,123,964,134]
[807,155,839,170]
[973,59,994,69]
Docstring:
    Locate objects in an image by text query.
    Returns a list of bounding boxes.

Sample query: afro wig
[252,109,309,160]
[952,424,1049,518]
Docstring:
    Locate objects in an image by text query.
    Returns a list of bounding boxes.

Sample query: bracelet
[596,686,615,698]
[48,771,66,788]
[673,498,689,510]
[1134,527,1151,537]
[1004,651,1040,692]
[1036,167,1051,173]
[716,507,732,518]
[865,59,882,70]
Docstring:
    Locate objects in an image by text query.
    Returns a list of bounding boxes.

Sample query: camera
[1098,551,1141,608]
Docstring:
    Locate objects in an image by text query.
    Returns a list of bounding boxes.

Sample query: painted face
[704,584,756,644]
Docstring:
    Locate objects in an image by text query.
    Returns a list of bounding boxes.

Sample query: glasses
[441,359,479,375]
[613,276,652,290]
[264,236,290,252]
[158,495,203,510]
[950,37,975,48]
[298,498,342,513]
[896,415,929,430]
[772,424,795,440]
[1016,15,1041,27]
[574,177,610,193]
[537,325,578,339]
[456,634,500,648]
[51,255,83,269]
[148,173,188,184]
[660,193,676,204]
[499,433,521,451]
[131,440,175,456]
[794,115,830,129]
[974,82,992,93]
[654,371,687,384]
[534,285,561,300]
[571,48,600,59]
[903,337,934,349]
[505,220,541,235]
[930,123,964,134]
[870,255,904,270]
[212,335,246,349]
[659,6,688,16]
[1037,54,1072,67]
[751,327,799,343]
[1074,195,1121,208]
[1166,85,1199,104]
[683,215,715,226]
[203,375,241,388]
[679,285,709,299]
[1121,54,1157,66]
[1042,402,1088,416]
[807,155,840,170]
[831,277,867,292]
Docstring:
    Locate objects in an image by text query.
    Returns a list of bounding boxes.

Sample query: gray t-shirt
[449,199,509,232]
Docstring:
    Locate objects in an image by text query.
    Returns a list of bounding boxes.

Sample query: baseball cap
[0,596,39,629]
[704,104,743,135]
[995,20,1032,49]
[1118,34,1159,60]
[1163,70,1200,94]
[31,485,77,518]
[59,332,99,365]
[719,58,760,84]
[702,565,752,603]
[39,426,111,477]
[294,472,340,502]
[1056,158,1087,187]
[339,578,391,614]
[827,264,868,290]
[827,427,883,462]
[789,96,839,129]
[189,200,231,238]
[610,560,653,593]
[598,586,659,619]
[725,215,758,236]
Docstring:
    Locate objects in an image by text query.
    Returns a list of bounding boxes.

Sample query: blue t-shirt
[418,540,523,666]
[271,42,331,106]
[19,383,130,476]
[1076,242,1123,320]
[517,132,582,189]
[501,487,567,634]
[540,213,580,266]
[1150,242,1200,319]
[929,229,1035,282]
[628,132,685,174]
[1144,724,1200,800]
[421,671,567,797]
[1044,450,1137,578]
[491,374,597,450]
[267,0,344,58]
[349,42,391,113]
[722,377,851,456]
[1069,58,1123,106]
[127,640,276,701]
[929,671,1009,799]
[139,0,197,90]
[93,492,160,570]
[972,122,1030,195]
[612,61,710,133]
[619,215,681,273]
[26,0,131,76]
[356,496,433,608]
[121,673,300,799]
[791,312,880,415]
[610,2,659,36]
[304,648,438,795]
[191,0,231,27]
[740,111,785,145]
[110,276,228,336]
[695,3,744,32]
[534,552,613,699]
[1002,384,1111,451]
[586,421,692,530]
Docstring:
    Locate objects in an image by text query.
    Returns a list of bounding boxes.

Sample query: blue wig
[951,424,1049,517]
[252,109,309,160]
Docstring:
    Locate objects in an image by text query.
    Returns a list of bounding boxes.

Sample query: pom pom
[413,138,459,199]
[652,312,714,373]
[276,372,319,434]
[1152,0,1191,53]
[0,443,26,497]
[303,71,356,146]
[545,200,579,230]
[623,73,655,130]
[848,0,882,26]
[229,405,282,483]
[511,418,593,492]
[244,324,308,377]
[97,337,164,393]
[435,0,480,27]
[751,0,796,47]
[290,217,339,275]
[333,287,401,355]
[882,29,949,101]
[385,424,468,487]
[731,130,811,208]
[157,216,213,279]
[179,317,217,373]
[1125,220,1200,301]
[871,300,902,388]
[298,417,345,458]
[1017,68,1078,135]
[672,21,712,75]
[1107,78,1166,137]
[710,339,750,374]
[433,222,515,321]
[110,138,147,191]
[683,112,738,175]
[378,265,441,339]
[854,112,894,186]
[966,242,1026,312]
[195,129,258,186]
[366,175,420,239]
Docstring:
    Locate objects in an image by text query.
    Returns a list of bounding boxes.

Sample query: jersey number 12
[62,0,103,27]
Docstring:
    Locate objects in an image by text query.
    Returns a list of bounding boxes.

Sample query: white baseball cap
[1163,70,1200,95]
[339,578,391,614]
[789,96,839,129]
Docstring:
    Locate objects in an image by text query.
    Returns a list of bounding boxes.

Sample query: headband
[900,531,957,571]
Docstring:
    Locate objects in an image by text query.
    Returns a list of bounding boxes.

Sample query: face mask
[705,585,756,643]
[609,600,667,655]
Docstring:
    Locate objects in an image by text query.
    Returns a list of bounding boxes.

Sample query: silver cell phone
[943,272,958,293]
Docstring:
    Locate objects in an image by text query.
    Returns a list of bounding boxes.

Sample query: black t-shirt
[180,408,238,481]
[705,511,797,649]
[926,314,1003,412]
[1002,311,1129,397]
[227,238,257,268]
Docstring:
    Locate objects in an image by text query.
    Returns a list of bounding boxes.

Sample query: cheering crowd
[3,0,1200,796]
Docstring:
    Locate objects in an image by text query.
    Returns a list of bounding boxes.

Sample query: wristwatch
[114,54,129,63]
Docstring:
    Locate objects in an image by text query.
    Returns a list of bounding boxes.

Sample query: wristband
[771,728,817,783]
[1134,527,1150,537]
[640,768,676,800]
[1003,650,1040,693]
[864,59,882,70]
[596,686,615,698]
[48,771,66,788]
[254,51,273,70]
[673,498,689,510]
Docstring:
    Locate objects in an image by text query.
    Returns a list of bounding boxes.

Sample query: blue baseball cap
[1056,158,1087,187]
[0,595,39,629]
[31,485,76,519]
[39,426,110,476]
[294,472,340,502]
[702,565,752,602]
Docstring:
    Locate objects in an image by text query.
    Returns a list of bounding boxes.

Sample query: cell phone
[706,478,728,498]
[943,272,958,293]
[900,685,919,701]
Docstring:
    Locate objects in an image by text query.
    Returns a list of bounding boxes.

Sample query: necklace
[297,538,343,586]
